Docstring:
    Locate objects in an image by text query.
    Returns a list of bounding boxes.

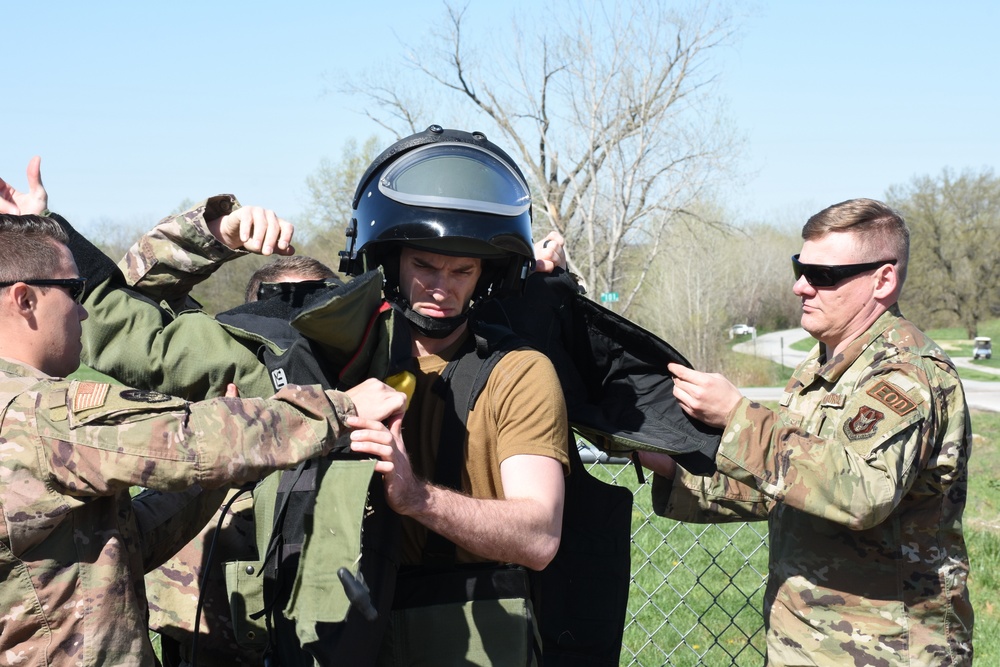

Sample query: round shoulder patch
[119,389,173,403]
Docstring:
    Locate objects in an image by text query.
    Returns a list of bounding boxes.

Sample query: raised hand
[208,205,295,255]
[0,156,47,215]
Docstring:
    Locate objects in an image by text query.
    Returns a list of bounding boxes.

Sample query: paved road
[734,328,1000,413]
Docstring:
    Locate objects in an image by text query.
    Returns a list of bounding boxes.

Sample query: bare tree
[636,209,800,372]
[887,168,1000,338]
[726,223,802,331]
[342,0,742,315]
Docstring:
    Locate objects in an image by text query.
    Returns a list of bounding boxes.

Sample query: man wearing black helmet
[339,126,571,664]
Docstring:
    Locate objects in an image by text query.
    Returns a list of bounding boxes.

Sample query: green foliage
[298,135,383,266]
[888,168,1000,338]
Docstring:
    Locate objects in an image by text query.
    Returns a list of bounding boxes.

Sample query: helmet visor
[378,144,531,216]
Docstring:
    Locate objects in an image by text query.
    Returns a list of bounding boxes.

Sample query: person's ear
[1,283,36,317]
[873,263,899,300]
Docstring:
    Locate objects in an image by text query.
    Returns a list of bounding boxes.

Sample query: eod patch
[119,389,173,403]
[867,380,919,416]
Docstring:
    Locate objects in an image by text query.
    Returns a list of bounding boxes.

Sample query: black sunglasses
[0,278,88,303]
[791,255,896,288]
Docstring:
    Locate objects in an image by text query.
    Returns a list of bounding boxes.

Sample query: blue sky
[5,1,998,237]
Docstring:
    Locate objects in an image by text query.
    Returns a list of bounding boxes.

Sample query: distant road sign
[600,292,619,303]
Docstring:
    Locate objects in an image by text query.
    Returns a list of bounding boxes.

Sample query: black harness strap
[421,323,525,565]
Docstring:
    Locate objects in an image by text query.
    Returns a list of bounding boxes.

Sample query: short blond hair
[0,215,70,285]
[803,198,909,284]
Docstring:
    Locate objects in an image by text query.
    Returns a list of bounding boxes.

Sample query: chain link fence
[582,444,769,666]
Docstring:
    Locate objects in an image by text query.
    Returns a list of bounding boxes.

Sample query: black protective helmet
[339,125,534,302]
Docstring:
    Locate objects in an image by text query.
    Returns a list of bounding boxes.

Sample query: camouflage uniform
[0,356,356,667]
[653,306,974,666]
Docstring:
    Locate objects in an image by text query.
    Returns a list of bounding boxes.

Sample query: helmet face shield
[379,144,531,217]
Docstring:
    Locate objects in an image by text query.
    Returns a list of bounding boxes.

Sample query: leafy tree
[297,136,383,266]
[887,168,1000,338]
[341,0,743,316]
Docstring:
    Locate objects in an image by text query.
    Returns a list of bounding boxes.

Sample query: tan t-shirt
[400,334,570,565]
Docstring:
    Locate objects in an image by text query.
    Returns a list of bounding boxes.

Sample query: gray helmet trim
[377,143,531,217]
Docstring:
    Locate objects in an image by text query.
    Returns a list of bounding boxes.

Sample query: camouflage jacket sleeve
[709,358,958,530]
[651,465,772,522]
[24,378,357,494]
[79,196,279,399]
[120,194,246,307]
[656,310,968,530]
[131,485,232,572]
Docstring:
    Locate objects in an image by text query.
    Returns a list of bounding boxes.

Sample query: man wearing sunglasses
[640,198,973,666]
[0,212,407,667]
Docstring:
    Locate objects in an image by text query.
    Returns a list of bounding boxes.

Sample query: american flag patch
[73,382,110,412]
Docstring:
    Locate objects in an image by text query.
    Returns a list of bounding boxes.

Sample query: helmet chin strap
[389,297,468,339]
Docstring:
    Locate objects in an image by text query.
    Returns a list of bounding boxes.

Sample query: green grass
[967,410,1000,664]
[968,529,1000,663]
[958,367,1000,382]
[925,319,1000,342]
[589,466,768,665]
[772,321,1000,381]
[790,336,815,352]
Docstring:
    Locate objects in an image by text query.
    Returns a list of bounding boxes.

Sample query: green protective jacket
[78,195,391,399]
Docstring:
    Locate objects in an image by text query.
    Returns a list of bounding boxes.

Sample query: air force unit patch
[844,405,885,440]
[843,380,919,440]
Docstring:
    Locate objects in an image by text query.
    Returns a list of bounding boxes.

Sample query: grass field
[788,321,1000,373]
[965,410,1000,664]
